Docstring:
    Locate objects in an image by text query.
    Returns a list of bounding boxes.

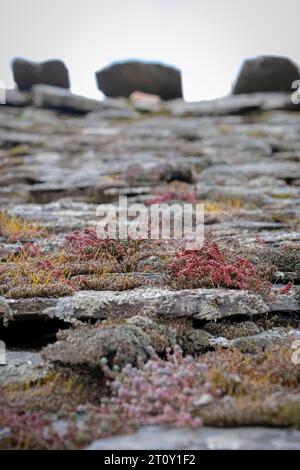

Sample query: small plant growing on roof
[168,240,271,296]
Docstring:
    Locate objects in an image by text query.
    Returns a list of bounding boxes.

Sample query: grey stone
[201,161,300,181]
[87,425,300,450]
[0,351,50,386]
[12,58,70,91]
[85,97,139,120]
[233,56,299,94]
[126,162,195,184]
[167,92,295,117]
[167,94,262,117]
[96,61,182,100]
[0,427,11,441]
[86,107,139,120]
[4,89,32,107]
[153,289,268,320]
[32,85,103,114]
[269,287,300,312]
[229,329,290,353]
[2,288,268,322]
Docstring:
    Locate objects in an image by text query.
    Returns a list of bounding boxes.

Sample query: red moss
[169,240,271,296]
[65,227,142,262]
[278,281,293,295]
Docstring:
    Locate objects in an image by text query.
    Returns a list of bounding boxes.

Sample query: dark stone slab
[96,61,182,100]
[233,55,299,94]
[12,58,70,91]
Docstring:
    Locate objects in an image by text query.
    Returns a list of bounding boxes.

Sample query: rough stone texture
[233,56,300,94]
[32,85,104,114]
[12,58,70,91]
[2,94,300,210]
[167,92,298,117]
[2,86,300,448]
[209,329,293,353]
[4,89,32,107]
[1,288,269,322]
[87,425,300,450]
[96,61,182,100]
[0,351,49,386]
[269,287,300,312]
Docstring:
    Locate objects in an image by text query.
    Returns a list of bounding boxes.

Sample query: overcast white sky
[1,0,300,101]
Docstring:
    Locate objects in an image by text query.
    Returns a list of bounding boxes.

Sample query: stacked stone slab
[96,60,182,100]
[12,58,70,91]
[233,55,300,94]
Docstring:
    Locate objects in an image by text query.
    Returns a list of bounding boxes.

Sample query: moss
[0,372,110,450]
[229,332,286,354]
[126,316,177,353]
[6,284,74,299]
[3,340,300,449]
[177,328,212,354]
[242,243,300,272]
[0,212,46,242]
[75,273,151,291]
[204,198,243,212]
[198,395,300,428]
[169,240,272,296]
[256,312,300,330]
[65,259,122,276]
[203,320,263,340]
[271,193,294,199]
[42,324,152,370]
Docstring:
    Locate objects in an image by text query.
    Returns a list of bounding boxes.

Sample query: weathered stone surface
[152,289,269,320]
[269,287,300,312]
[167,94,262,117]
[1,288,268,322]
[3,75,300,447]
[1,296,56,321]
[86,98,139,120]
[12,58,70,91]
[96,61,182,100]
[4,89,32,107]
[32,85,103,114]
[167,92,295,117]
[126,162,195,184]
[87,425,300,450]
[210,329,292,353]
[233,56,299,94]
[232,329,292,352]
[0,351,49,386]
[201,161,300,181]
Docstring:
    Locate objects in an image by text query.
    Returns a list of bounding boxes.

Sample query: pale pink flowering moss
[100,346,205,428]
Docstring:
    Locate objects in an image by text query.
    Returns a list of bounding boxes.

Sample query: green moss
[203,321,262,340]
[177,328,212,354]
